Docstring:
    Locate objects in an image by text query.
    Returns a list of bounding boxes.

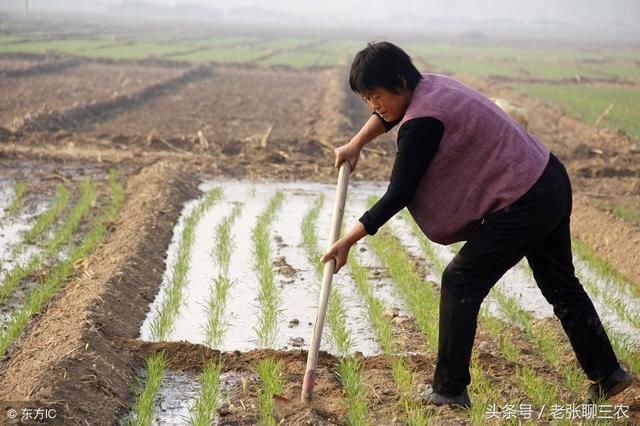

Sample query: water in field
[140,180,402,356]
[141,179,640,354]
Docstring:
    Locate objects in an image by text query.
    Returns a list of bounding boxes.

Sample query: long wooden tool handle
[301,161,351,402]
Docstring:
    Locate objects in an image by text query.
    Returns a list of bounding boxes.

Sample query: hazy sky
[128,0,639,25]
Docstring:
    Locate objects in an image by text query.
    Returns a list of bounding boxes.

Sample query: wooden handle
[301,161,351,402]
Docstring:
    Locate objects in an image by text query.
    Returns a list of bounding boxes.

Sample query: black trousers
[433,153,620,396]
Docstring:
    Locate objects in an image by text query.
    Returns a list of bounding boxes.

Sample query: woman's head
[349,41,421,121]
[349,41,421,94]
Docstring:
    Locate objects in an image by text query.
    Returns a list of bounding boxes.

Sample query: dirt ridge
[0,160,199,424]
[0,57,82,78]
[13,65,212,134]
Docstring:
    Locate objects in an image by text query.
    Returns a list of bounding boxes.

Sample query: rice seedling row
[251,191,286,426]
[2,180,26,219]
[394,212,580,411]
[147,187,222,342]
[345,216,429,423]
[301,193,369,425]
[186,203,244,425]
[369,202,510,423]
[0,171,123,357]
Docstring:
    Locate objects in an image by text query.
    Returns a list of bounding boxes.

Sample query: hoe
[301,161,351,402]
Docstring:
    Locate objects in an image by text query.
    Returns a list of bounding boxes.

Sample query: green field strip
[256,357,285,426]
[0,171,124,357]
[0,35,30,45]
[424,55,522,78]
[149,188,222,342]
[595,202,640,226]
[574,250,640,332]
[0,38,112,55]
[21,184,70,246]
[188,360,223,426]
[572,239,640,374]
[203,203,242,349]
[379,228,516,425]
[313,39,367,58]
[249,37,316,51]
[518,83,640,142]
[87,42,200,59]
[369,206,514,423]
[578,61,640,81]
[168,45,269,63]
[407,42,612,64]
[250,192,288,426]
[258,49,341,68]
[189,203,243,425]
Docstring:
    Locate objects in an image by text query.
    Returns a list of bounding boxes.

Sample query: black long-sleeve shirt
[359,113,445,235]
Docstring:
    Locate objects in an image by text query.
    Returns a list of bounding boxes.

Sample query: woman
[321,41,633,408]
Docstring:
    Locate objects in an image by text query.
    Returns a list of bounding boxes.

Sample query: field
[0,17,639,425]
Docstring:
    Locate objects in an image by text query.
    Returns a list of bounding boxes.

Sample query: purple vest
[400,73,550,244]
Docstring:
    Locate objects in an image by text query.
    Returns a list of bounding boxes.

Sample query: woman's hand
[321,223,368,274]
[321,237,353,274]
[334,140,362,172]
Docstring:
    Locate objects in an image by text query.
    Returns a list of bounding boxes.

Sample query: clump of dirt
[273,255,298,278]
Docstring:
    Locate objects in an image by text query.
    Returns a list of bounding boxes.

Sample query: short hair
[349,41,422,94]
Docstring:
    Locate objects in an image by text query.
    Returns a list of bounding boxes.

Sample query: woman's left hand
[321,238,353,274]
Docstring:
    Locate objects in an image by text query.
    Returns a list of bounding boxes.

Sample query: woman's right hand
[334,140,362,172]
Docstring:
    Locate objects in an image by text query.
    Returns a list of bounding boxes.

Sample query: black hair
[349,41,422,94]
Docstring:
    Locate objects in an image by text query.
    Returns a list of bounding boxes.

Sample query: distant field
[1,31,639,141]
[405,40,640,142]
[517,83,640,141]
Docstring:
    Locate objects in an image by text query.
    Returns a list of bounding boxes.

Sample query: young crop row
[301,194,368,425]
[397,209,588,423]
[251,191,286,426]
[148,188,222,342]
[345,207,429,424]
[1,180,27,219]
[0,171,123,357]
[191,203,243,426]
[572,240,640,374]
[131,187,223,425]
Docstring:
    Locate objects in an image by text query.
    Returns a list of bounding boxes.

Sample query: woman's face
[360,86,412,122]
